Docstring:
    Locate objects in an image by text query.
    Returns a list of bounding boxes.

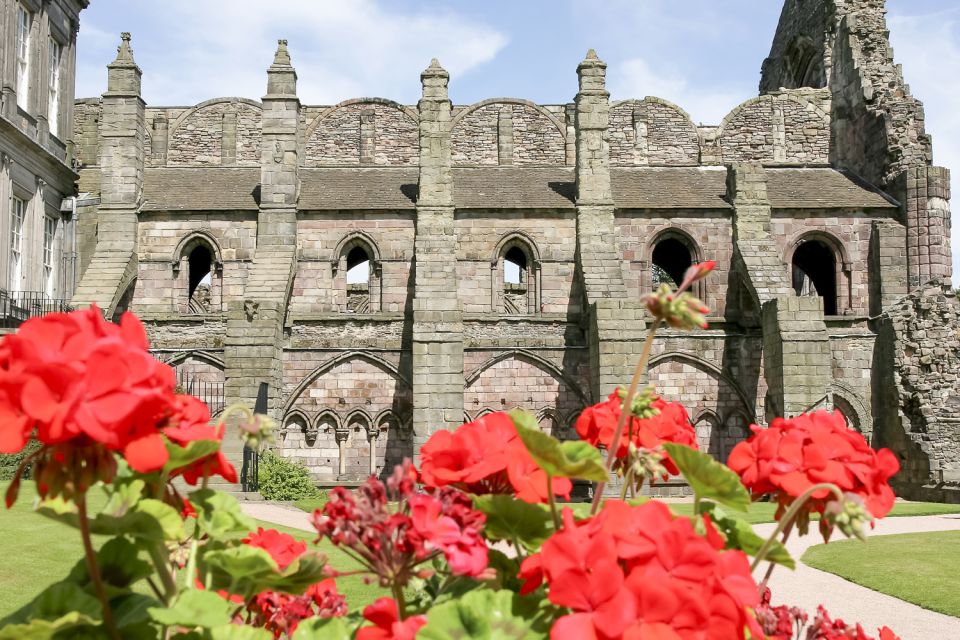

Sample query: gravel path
[242,502,960,638]
[755,514,960,639]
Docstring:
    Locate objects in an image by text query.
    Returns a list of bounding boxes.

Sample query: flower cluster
[575,390,698,474]
[247,579,347,639]
[0,306,236,505]
[311,461,489,584]
[518,501,762,640]
[757,590,901,640]
[420,412,572,503]
[727,411,900,531]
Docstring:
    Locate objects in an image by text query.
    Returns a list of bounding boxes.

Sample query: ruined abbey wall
[70,0,957,495]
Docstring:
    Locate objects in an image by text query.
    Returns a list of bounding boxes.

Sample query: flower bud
[823,493,873,542]
[678,260,717,293]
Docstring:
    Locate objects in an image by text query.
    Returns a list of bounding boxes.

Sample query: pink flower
[356,598,426,640]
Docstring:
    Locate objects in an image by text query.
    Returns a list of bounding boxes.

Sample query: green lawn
[803,530,960,617]
[296,495,960,524]
[0,483,385,619]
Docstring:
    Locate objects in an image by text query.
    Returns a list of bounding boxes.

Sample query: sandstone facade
[68,0,958,498]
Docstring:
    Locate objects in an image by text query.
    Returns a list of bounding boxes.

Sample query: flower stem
[591,319,661,515]
[392,583,408,620]
[759,520,794,591]
[750,483,844,573]
[77,493,122,640]
[618,466,635,502]
[148,543,178,604]
[546,475,561,529]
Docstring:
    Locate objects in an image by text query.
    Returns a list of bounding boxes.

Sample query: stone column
[336,428,349,478]
[727,163,830,419]
[223,41,300,490]
[151,113,168,166]
[895,166,953,288]
[360,106,375,165]
[71,33,143,315]
[497,106,513,165]
[573,50,647,400]
[411,59,465,455]
[221,105,237,166]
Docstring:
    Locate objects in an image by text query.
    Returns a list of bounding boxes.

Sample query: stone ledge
[287,312,405,325]
[139,313,228,323]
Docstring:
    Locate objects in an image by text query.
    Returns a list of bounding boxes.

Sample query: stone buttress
[573,50,647,400]
[410,59,465,453]
[70,33,142,315]
[222,41,300,475]
[727,163,831,419]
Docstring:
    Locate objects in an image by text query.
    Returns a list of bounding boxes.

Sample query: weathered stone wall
[279,350,412,482]
[718,92,830,165]
[463,348,589,439]
[874,280,960,500]
[304,101,418,166]
[648,333,759,462]
[165,101,262,167]
[609,99,700,166]
[455,212,578,314]
[616,214,734,316]
[291,214,414,314]
[133,213,256,313]
[827,331,875,436]
[451,102,566,166]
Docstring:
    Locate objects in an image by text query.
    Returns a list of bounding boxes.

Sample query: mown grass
[0,482,385,619]
[295,494,960,524]
[803,530,960,617]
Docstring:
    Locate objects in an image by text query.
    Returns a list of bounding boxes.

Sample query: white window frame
[43,215,57,297]
[47,37,61,136]
[15,4,32,111]
[10,197,25,293]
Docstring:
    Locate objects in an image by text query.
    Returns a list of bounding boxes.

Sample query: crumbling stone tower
[71,0,958,499]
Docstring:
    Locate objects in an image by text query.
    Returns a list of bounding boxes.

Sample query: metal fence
[174,371,226,417]
[0,290,73,329]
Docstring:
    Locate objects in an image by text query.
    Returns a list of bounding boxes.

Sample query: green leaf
[164,439,221,475]
[201,545,328,597]
[418,589,553,640]
[701,505,795,570]
[208,626,274,640]
[148,590,236,628]
[472,495,553,551]
[662,443,750,512]
[0,612,100,640]
[291,617,353,640]
[67,537,153,589]
[189,489,256,538]
[112,594,162,639]
[35,494,185,543]
[510,410,608,482]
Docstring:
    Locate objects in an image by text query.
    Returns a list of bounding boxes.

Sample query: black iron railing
[242,446,259,493]
[175,371,226,417]
[0,290,73,329]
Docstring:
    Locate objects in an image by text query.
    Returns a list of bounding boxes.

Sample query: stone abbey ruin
[69,0,959,500]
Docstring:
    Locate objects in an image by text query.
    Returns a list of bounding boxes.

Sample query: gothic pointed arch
[647,351,756,423]
[280,351,411,417]
[491,231,541,315]
[465,349,589,407]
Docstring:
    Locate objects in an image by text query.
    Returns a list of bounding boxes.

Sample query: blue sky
[75,0,960,274]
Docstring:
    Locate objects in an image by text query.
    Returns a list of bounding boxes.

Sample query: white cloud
[76,0,508,106]
[887,5,960,277]
[609,57,747,126]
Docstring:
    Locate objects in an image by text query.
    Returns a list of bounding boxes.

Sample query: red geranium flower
[408,492,488,577]
[519,502,762,640]
[356,598,426,640]
[243,528,308,570]
[247,578,347,638]
[0,307,176,471]
[727,411,900,526]
[163,394,238,485]
[575,391,698,473]
[420,412,572,504]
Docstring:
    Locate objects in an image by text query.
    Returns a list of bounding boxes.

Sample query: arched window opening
[791,240,837,315]
[496,240,538,316]
[346,245,370,285]
[187,245,213,314]
[651,238,692,289]
[343,244,373,313]
[784,37,824,90]
[504,246,526,286]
